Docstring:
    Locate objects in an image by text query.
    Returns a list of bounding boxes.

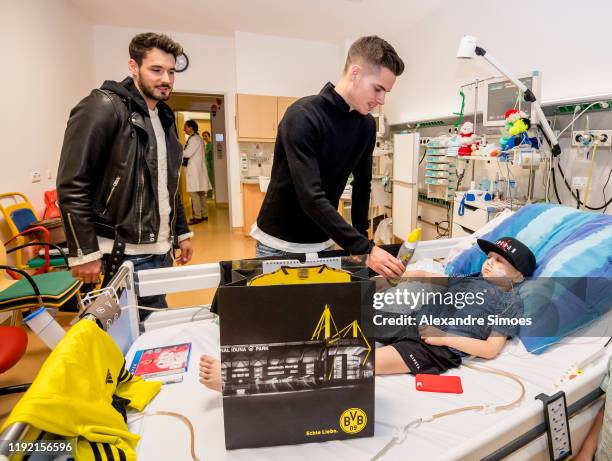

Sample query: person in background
[252,36,406,278]
[202,131,215,198]
[57,32,193,319]
[183,120,210,224]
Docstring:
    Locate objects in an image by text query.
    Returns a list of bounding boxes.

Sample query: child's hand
[420,326,448,346]
[422,336,448,347]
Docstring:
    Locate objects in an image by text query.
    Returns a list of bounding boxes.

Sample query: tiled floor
[0,202,255,425]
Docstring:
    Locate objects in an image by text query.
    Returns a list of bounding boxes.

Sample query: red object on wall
[43,190,60,219]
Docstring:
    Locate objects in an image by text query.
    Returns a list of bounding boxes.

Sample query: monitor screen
[484,74,540,127]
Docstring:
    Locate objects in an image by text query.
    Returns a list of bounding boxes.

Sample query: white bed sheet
[126,315,612,461]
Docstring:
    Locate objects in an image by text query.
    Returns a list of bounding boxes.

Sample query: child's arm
[403,269,446,279]
[423,334,507,359]
[574,406,604,461]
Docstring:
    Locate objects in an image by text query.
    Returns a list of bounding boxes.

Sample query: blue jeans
[110,253,173,321]
[255,241,289,258]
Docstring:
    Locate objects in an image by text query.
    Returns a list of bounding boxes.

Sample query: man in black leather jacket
[57,32,193,314]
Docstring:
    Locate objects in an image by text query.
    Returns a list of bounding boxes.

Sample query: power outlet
[30,171,41,183]
[572,130,612,147]
[420,136,432,146]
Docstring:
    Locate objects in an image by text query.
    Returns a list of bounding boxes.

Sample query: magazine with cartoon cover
[129,342,192,378]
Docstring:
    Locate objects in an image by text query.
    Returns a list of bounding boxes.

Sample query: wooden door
[242,183,266,235]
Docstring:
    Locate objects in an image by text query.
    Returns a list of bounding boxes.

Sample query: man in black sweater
[252,36,406,277]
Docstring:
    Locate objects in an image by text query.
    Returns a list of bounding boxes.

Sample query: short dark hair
[129,32,183,65]
[344,36,404,76]
[185,120,199,132]
[203,131,211,137]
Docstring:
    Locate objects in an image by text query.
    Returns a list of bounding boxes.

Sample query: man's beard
[137,71,172,102]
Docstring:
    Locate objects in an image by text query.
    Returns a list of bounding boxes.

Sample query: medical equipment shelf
[424,144,458,201]
[456,154,504,161]
[418,192,450,208]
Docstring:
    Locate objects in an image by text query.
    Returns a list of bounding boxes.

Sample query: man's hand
[176,239,194,265]
[71,259,103,284]
[366,246,405,278]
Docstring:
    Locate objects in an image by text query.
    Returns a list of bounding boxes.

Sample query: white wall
[0,0,95,238]
[235,31,341,97]
[384,0,612,124]
[381,0,612,213]
[94,25,240,225]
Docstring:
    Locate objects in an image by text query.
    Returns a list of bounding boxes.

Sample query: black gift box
[215,253,377,450]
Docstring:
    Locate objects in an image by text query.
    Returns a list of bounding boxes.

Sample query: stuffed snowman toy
[458,121,478,156]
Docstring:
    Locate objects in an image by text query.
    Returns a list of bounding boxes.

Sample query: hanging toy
[500,108,531,151]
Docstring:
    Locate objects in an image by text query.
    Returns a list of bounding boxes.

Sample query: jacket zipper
[103,176,121,213]
[138,165,144,243]
[66,212,83,257]
[170,150,184,244]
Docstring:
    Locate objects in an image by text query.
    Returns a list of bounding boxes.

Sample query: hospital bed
[1,211,611,460]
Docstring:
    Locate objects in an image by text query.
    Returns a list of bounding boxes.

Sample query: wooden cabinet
[236,94,299,141]
[242,182,266,235]
[236,94,278,141]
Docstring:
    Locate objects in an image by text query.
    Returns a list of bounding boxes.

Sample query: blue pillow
[444,204,612,353]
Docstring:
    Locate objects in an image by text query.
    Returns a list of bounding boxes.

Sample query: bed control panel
[536,391,572,461]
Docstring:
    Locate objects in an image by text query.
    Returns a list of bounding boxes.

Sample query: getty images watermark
[362,277,537,338]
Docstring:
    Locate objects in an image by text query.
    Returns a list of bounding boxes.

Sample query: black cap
[477,237,536,277]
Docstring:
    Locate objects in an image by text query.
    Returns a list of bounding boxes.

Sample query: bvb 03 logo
[339,408,367,434]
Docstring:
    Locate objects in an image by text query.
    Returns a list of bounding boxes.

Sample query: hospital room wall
[383,0,612,124]
[0,0,96,242]
[383,0,612,213]
[94,27,343,228]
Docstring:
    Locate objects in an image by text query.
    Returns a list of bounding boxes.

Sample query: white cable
[557,102,606,137]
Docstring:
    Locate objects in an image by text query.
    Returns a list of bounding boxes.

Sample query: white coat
[183,134,210,192]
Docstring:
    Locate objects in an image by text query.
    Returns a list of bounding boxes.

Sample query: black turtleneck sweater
[256,82,376,254]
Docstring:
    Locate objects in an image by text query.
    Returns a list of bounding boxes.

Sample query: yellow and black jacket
[1,319,161,460]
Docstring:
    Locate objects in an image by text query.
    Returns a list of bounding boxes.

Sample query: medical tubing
[138,411,199,461]
[371,418,423,461]
[603,165,612,212]
[371,364,525,460]
[557,102,606,137]
[552,159,612,210]
[582,143,598,209]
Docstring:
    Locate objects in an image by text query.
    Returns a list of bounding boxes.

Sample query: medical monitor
[483,72,541,127]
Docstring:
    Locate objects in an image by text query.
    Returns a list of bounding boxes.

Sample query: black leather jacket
[57,77,190,259]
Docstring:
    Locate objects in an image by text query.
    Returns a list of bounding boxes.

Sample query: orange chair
[0,240,82,315]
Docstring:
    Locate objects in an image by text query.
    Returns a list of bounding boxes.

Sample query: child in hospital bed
[375,236,536,376]
[198,236,536,391]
